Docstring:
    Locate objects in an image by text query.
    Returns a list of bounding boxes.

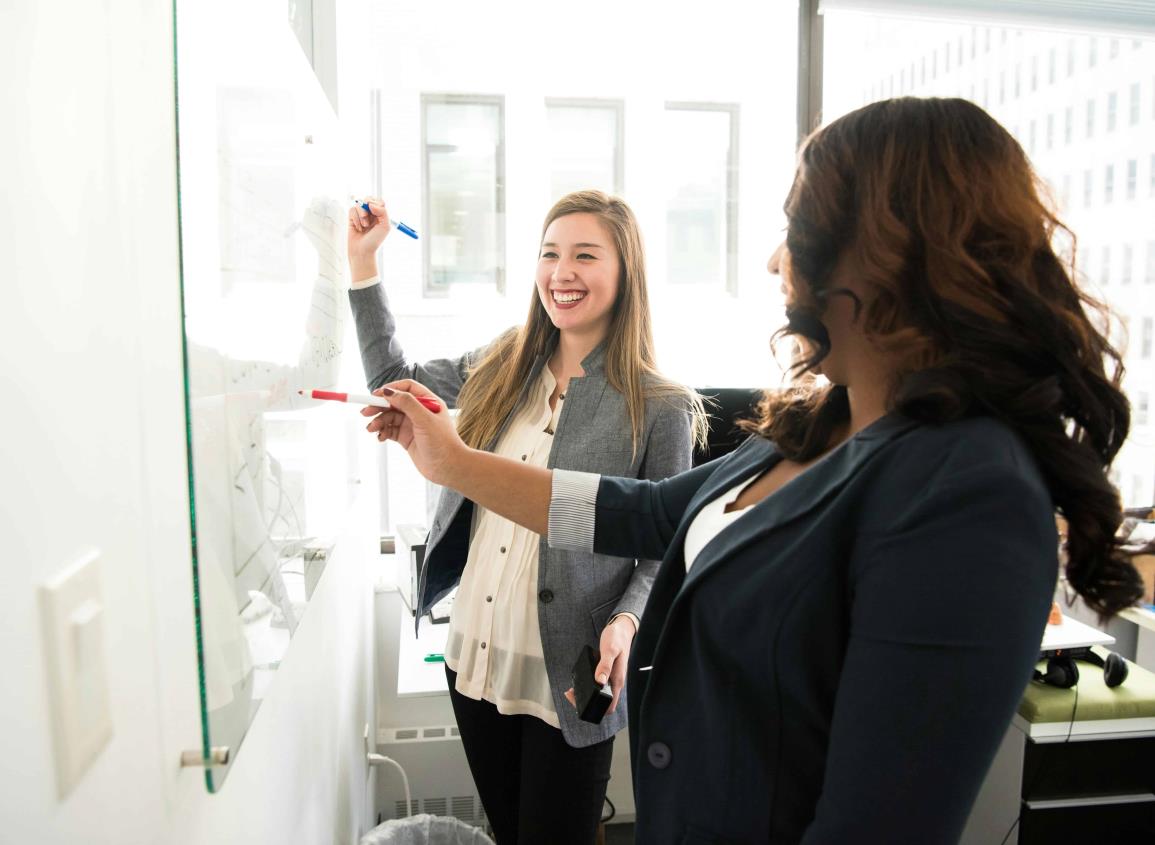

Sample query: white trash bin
[360,814,495,845]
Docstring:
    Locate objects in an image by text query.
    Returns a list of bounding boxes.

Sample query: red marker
[299,388,441,414]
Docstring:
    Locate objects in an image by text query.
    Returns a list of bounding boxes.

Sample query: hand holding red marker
[357,379,468,487]
[299,388,441,414]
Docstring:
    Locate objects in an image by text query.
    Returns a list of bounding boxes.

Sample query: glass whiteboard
[175,0,355,790]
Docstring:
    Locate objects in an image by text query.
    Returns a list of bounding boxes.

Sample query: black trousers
[445,667,614,845]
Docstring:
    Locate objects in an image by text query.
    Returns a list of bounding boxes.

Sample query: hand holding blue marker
[355,197,418,239]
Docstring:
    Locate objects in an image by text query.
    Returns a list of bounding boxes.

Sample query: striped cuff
[548,469,601,552]
[350,273,381,290]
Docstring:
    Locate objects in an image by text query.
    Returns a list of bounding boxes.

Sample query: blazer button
[647,742,671,769]
[539,589,554,603]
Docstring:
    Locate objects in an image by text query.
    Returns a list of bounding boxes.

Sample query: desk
[961,624,1155,844]
[396,612,451,697]
[1120,605,1155,631]
[1040,614,1115,652]
[1120,605,1155,668]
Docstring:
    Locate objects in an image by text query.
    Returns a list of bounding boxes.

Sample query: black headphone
[1033,655,1079,688]
[1032,647,1128,689]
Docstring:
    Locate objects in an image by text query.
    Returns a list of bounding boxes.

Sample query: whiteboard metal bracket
[181,746,230,768]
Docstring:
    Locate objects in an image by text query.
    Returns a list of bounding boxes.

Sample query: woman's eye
[541,251,558,259]
[577,253,595,260]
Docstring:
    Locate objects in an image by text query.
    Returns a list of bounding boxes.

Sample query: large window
[545,99,623,202]
[823,11,1155,507]
[370,1,794,377]
[368,1,797,531]
[422,95,505,294]
[664,103,740,292]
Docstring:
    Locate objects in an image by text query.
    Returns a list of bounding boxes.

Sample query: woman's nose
[553,258,576,282]
[767,242,786,275]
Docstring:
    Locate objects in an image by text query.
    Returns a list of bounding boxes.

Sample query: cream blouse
[443,366,565,727]
[682,475,762,571]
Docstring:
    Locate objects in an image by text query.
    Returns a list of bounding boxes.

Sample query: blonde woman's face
[536,212,621,341]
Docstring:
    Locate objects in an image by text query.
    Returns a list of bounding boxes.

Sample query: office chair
[693,388,763,467]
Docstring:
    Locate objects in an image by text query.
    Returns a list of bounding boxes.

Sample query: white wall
[0,2,378,843]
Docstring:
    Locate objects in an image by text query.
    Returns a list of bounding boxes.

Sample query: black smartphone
[571,644,613,724]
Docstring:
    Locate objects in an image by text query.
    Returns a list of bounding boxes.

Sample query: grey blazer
[350,284,693,746]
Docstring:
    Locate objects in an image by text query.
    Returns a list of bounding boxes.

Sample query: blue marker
[359,201,418,239]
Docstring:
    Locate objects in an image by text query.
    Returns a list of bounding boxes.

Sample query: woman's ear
[828,288,864,322]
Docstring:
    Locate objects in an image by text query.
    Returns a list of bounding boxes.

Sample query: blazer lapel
[630,438,779,668]
[683,436,781,524]
[631,414,919,722]
[681,413,919,591]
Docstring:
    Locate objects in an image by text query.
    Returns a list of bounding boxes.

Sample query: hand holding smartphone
[571,644,614,724]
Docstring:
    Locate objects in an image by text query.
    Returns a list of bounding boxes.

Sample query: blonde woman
[347,191,704,843]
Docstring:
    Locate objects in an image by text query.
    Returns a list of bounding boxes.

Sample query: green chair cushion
[1019,648,1155,723]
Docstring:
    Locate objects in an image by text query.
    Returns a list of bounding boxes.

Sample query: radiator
[374,725,490,831]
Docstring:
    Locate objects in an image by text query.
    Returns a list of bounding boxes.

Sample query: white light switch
[40,550,113,798]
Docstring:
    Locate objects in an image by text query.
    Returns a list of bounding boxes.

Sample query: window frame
[543,97,626,198]
[420,92,507,297]
[663,100,742,295]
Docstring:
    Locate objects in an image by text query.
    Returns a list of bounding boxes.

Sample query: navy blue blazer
[590,413,1057,843]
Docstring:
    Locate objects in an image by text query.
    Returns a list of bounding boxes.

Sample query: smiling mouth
[552,290,587,304]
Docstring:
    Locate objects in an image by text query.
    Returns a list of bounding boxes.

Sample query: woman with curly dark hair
[364,98,1143,843]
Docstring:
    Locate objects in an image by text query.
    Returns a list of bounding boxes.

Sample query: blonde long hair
[455,190,707,454]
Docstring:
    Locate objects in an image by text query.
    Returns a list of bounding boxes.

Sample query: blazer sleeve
[349,283,494,408]
[611,399,695,621]
[549,453,723,563]
[800,459,1057,844]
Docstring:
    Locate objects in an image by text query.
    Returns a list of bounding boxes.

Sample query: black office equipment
[395,524,427,617]
[1033,646,1129,689]
[693,387,762,466]
[571,645,613,724]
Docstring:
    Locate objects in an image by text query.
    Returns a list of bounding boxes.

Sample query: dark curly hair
[740,97,1142,617]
